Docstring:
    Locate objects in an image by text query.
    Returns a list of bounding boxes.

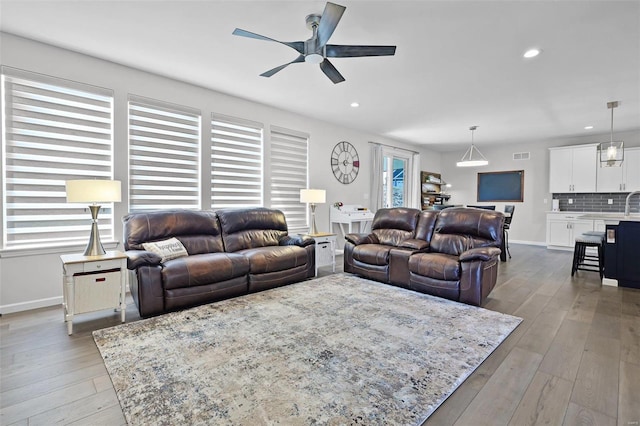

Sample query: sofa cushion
[408,252,461,281]
[352,244,392,266]
[429,207,504,256]
[217,208,288,253]
[123,209,224,254]
[371,207,421,247]
[162,253,250,290]
[238,245,308,274]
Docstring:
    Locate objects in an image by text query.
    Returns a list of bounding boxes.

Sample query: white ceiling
[1,0,639,151]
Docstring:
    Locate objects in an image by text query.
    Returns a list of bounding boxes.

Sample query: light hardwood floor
[1,244,638,425]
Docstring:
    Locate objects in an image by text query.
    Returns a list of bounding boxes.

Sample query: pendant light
[599,101,624,167]
[457,126,488,167]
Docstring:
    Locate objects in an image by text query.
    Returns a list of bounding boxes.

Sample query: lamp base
[83,205,106,256]
[310,203,318,235]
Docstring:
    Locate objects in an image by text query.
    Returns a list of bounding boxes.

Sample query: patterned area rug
[93,274,521,425]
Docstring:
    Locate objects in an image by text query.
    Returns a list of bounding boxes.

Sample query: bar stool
[571,233,604,280]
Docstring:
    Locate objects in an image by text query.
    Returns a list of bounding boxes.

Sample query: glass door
[382,154,408,208]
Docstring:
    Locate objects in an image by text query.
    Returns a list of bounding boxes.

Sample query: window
[1,67,114,250]
[269,126,309,232]
[128,96,201,211]
[210,113,263,209]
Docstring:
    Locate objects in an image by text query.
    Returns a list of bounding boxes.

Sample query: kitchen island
[579,213,640,288]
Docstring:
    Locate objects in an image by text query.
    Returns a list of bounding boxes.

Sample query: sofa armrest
[345,233,379,245]
[459,247,501,262]
[280,234,315,247]
[398,238,429,251]
[125,249,162,269]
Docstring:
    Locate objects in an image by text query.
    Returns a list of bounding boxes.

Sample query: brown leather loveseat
[344,207,504,306]
[123,208,315,317]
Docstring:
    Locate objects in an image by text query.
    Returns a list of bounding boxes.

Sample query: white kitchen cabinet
[597,147,640,192]
[549,144,598,193]
[624,148,640,191]
[546,213,594,249]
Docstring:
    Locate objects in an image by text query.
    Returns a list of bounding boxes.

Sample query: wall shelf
[421,171,450,210]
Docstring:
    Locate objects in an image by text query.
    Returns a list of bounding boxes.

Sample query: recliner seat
[344,207,422,283]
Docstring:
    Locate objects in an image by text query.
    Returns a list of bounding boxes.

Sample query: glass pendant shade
[599,101,624,168]
[600,141,624,167]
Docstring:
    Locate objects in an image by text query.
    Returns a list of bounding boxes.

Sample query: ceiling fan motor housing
[304,13,324,61]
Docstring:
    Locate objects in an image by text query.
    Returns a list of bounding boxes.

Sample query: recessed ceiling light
[350,102,360,108]
[523,48,542,58]
[584,125,594,130]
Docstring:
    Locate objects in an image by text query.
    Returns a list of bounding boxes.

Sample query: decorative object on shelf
[300,189,326,235]
[231,2,396,84]
[66,179,121,256]
[457,126,489,167]
[599,101,624,167]
[333,201,343,210]
[331,141,360,184]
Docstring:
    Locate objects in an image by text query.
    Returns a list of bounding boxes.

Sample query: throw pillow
[142,237,188,263]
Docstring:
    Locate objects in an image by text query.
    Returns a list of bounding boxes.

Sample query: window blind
[211,113,263,209]
[1,67,114,249]
[269,126,309,232]
[128,96,201,211]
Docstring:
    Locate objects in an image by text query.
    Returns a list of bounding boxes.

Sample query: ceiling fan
[232,2,396,84]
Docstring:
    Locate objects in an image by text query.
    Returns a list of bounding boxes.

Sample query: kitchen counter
[577,213,640,224]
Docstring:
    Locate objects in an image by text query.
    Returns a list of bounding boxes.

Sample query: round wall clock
[331,141,360,184]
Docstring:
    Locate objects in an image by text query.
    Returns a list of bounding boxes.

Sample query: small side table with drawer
[60,250,127,335]
[308,233,337,276]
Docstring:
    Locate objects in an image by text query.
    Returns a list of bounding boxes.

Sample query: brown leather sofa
[344,207,504,306]
[123,208,315,317]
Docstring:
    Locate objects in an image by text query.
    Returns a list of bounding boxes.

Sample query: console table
[330,204,374,237]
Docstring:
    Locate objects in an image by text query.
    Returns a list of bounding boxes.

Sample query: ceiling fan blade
[326,44,396,57]
[320,59,345,84]
[232,28,304,54]
[317,2,346,46]
[260,55,305,78]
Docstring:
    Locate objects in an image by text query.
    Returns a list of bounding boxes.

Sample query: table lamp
[66,179,122,256]
[300,189,326,235]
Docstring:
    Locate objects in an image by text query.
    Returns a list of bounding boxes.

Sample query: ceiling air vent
[513,152,530,160]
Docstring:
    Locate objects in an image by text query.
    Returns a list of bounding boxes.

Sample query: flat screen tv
[477,170,524,202]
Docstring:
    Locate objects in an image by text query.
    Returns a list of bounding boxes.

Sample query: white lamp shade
[66,180,122,203]
[300,189,326,204]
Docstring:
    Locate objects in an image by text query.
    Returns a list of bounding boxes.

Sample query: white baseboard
[602,278,618,287]
[0,296,63,315]
[510,240,547,247]
[546,245,574,252]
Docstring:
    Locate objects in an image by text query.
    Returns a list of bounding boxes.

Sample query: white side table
[307,233,337,276]
[60,250,127,335]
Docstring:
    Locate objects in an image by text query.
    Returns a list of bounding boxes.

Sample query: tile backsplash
[552,193,640,213]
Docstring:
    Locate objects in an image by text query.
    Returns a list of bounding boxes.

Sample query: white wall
[440,130,640,245]
[0,33,442,313]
